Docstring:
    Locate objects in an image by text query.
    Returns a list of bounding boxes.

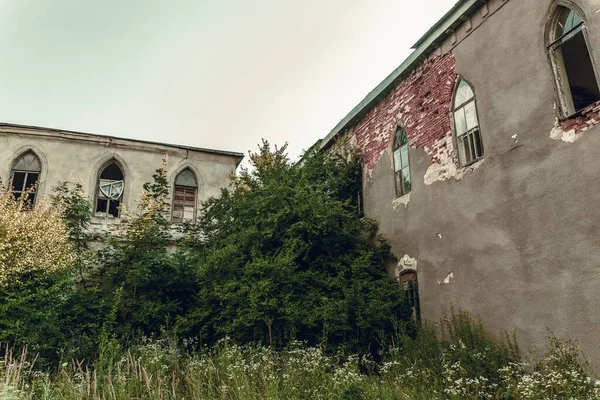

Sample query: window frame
[172,168,198,223]
[94,161,125,218]
[546,2,600,119]
[399,269,420,322]
[392,125,412,198]
[451,78,484,167]
[9,151,42,206]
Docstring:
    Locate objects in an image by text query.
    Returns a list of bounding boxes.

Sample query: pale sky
[0,0,457,165]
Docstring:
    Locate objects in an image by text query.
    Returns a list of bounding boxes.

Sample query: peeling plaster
[423,144,484,185]
[438,271,454,285]
[550,121,580,143]
[392,193,410,210]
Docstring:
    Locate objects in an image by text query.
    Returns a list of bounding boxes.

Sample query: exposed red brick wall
[559,100,600,134]
[348,51,457,174]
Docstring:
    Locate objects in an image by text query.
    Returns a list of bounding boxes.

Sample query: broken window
[172,169,197,223]
[400,270,420,321]
[453,79,483,166]
[96,163,124,218]
[548,6,600,116]
[393,125,411,197]
[10,152,41,205]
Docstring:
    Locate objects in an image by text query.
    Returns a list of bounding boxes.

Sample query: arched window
[400,270,420,321]
[393,125,411,197]
[452,79,483,166]
[95,163,124,218]
[548,6,600,116]
[172,169,197,223]
[10,152,42,205]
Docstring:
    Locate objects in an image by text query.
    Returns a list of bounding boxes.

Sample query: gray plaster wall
[363,0,600,362]
[0,126,242,231]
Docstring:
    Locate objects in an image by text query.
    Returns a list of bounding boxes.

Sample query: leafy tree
[0,183,75,362]
[178,141,412,354]
[95,159,197,339]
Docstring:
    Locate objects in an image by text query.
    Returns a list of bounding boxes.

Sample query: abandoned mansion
[318,0,600,362]
[3,0,600,364]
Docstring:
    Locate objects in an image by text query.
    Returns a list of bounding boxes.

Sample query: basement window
[96,163,124,218]
[392,125,411,197]
[548,6,600,116]
[452,79,483,166]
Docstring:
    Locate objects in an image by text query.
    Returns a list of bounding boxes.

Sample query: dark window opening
[400,271,420,322]
[549,7,600,115]
[10,152,41,206]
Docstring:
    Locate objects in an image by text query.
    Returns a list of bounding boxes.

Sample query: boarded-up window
[172,169,197,223]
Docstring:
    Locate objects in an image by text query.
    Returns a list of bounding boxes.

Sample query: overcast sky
[0,0,456,164]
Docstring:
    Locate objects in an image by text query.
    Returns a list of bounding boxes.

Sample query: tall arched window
[96,163,124,218]
[400,270,420,322]
[172,169,197,223]
[452,79,483,166]
[10,152,41,205]
[392,125,411,197]
[548,5,600,116]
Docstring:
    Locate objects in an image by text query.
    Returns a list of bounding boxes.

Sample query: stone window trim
[392,124,412,198]
[172,168,198,224]
[545,1,600,120]
[9,150,43,206]
[94,160,125,219]
[450,77,484,167]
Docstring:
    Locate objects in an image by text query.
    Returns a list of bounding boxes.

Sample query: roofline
[319,0,481,151]
[0,122,245,164]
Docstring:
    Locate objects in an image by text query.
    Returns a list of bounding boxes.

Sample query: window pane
[458,135,468,165]
[26,193,36,205]
[393,148,402,172]
[96,198,108,213]
[183,206,194,220]
[464,101,478,131]
[11,172,26,192]
[25,173,39,190]
[394,171,403,197]
[100,164,124,180]
[108,200,120,217]
[402,166,411,194]
[454,109,467,136]
[454,80,474,107]
[473,129,483,159]
[400,145,409,168]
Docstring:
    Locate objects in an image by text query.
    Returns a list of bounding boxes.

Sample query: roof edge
[0,122,245,163]
[319,0,480,151]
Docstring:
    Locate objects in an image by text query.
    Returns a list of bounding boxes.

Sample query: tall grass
[1,310,598,399]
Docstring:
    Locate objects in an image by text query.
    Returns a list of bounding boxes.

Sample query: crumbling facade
[0,123,243,234]
[320,0,600,362]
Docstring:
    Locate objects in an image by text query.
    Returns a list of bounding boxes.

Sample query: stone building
[319,0,600,361]
[0,123,243,233]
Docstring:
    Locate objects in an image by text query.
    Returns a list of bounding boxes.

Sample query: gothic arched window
[172,169,197,223]
[452,79,483,166]
[96,163,124,218]
[400,270,420,322]
[11,152,42,205]
[547,5,600,116]
[392,125,411,197]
